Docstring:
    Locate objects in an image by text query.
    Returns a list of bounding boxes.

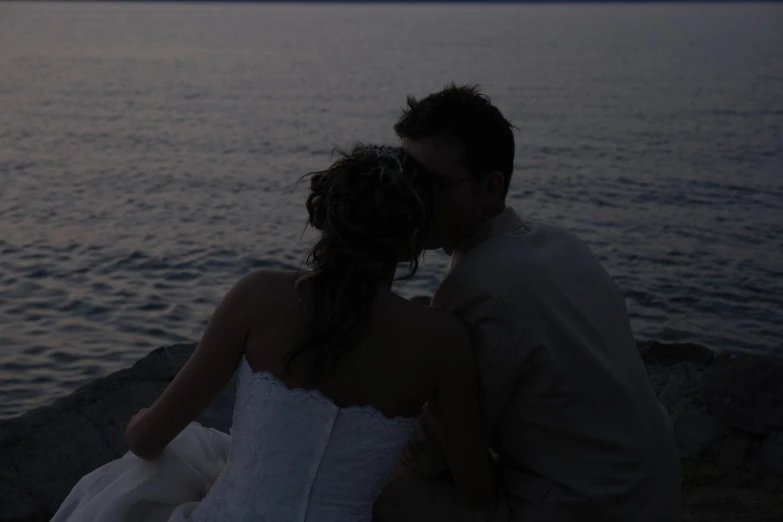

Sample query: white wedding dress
[52,356,418,521]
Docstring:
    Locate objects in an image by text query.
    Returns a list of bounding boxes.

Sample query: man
[374,84,681,522]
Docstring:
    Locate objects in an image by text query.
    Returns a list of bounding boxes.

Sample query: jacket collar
[451,206,525,268]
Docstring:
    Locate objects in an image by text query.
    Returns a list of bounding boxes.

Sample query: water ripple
[1,2,781,418]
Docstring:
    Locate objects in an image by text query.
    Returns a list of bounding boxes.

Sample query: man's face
[402,135,486,256]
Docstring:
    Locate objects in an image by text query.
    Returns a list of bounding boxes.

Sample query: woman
[52,144,496,521]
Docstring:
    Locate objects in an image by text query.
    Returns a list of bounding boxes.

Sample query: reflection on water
[0,2,781,417]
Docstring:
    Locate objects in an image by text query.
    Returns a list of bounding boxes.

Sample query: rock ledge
[1,341,782,521]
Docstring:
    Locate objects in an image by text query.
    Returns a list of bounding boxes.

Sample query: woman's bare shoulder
[224,269,303,313]
[233,269,299,293]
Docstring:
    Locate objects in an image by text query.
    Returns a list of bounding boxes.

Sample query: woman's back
[242,270,456,419]
[52,145,495,522]
[188,270,457,521]
[187,356,418,522]
[180,145,493,519]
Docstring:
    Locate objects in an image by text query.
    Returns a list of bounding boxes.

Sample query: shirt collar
[451,206,525,268]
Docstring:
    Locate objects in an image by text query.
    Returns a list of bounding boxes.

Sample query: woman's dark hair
[286,144,436,383]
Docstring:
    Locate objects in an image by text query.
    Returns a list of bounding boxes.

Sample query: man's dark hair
[394,83,517,196]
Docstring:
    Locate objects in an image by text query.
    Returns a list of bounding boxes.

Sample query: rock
[680,459,783,522]
[2,338,783,522]
[0,481,38,522]
[0,406,117,521]
[641,344,723,460]
[703,352,783,435]
[640,342,714,414]
[651,361,709,414]
[759,432,783,476]
[672,402,730,459]
[0,343,234,522]
[720,432,753,468]
[638,341,715,366]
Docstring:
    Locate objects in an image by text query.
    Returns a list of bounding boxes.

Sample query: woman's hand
[126,407,149,439]
[129,407,149,426]
[125,407,158,459]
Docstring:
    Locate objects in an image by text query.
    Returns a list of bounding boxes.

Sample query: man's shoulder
[436,220,597,306]
[434,260,494,306]
[456,220,590,274]
[432,255,515,318]
[441,222,539,292]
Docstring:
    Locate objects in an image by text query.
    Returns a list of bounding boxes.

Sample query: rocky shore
[1,341,782,521]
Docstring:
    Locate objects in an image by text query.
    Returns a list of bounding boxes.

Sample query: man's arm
[399,403,449,477]
[457,291,521,433]
[402,281,520,477]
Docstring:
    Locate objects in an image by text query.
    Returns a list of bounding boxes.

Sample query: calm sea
[0,2,781,418]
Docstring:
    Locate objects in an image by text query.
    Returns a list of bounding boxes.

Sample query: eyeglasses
[433,175,475,191]
[403,153,475,192]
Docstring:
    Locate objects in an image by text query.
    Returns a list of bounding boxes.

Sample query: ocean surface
[1,2,781,419]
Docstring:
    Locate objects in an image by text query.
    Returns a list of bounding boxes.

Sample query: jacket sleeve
[401,277,521,477]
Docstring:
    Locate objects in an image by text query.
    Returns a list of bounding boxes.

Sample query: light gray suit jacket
[403,208,681,522]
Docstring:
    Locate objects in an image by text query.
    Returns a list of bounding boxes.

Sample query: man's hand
[399,406,451,478]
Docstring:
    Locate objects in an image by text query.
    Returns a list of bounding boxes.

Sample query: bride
[52,144,497,521]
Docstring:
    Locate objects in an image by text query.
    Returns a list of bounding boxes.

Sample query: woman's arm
[124,271,262,459]
[430,323,498,508]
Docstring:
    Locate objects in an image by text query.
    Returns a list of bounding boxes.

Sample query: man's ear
[483,171,505,200]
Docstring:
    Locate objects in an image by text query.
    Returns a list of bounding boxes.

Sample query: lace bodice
[189,357,417,522]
